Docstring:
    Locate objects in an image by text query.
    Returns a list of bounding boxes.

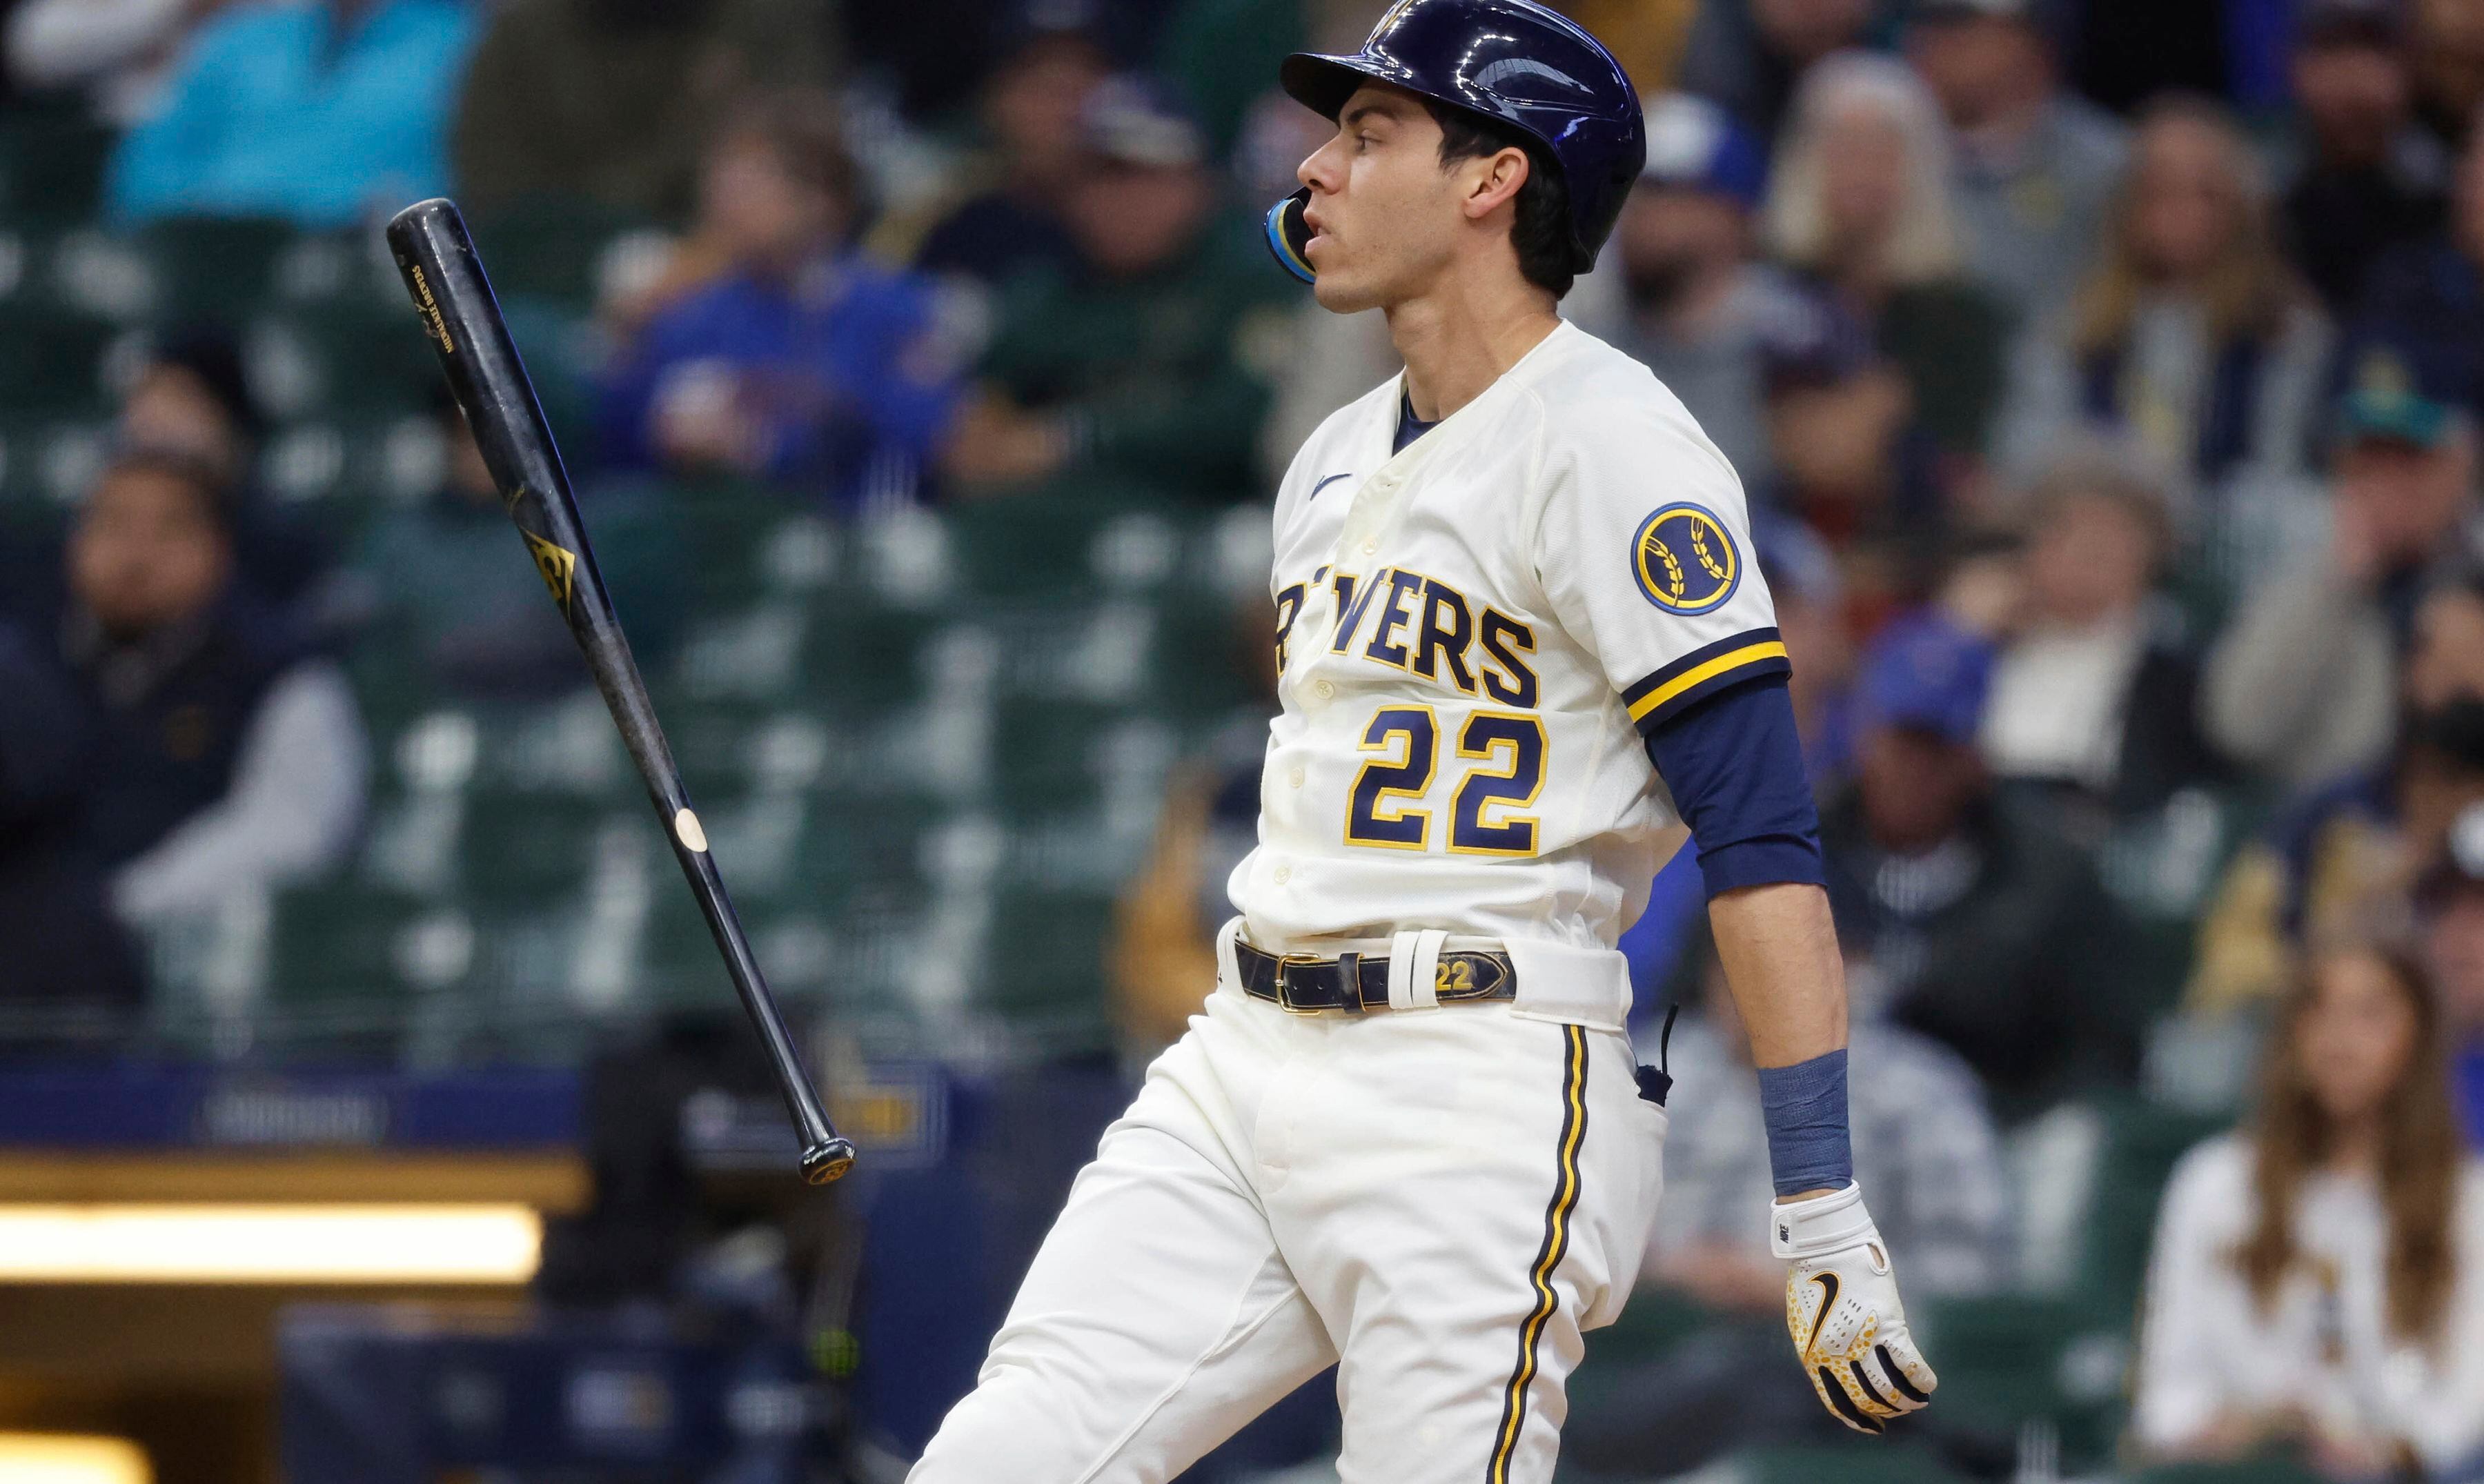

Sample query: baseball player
[910,2,1937,1478]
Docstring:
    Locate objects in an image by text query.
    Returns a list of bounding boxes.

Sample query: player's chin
[1310,265,1381,314]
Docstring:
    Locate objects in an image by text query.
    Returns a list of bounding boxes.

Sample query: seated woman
[1997,96,2330,519]
[2135,943,2484,1478]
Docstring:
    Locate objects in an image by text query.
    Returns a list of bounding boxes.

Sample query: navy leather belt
[1234,938,1517,1013]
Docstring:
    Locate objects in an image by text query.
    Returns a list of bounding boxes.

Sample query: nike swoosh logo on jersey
[1309,472,1354,499]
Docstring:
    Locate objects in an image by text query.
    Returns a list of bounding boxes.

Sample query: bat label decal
[523,531,576,610]
[407,264,454,353]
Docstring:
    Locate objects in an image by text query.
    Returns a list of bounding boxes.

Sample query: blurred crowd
[5,0,2484,1476]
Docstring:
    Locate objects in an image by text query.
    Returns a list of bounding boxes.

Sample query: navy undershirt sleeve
[1642,673,1824,897]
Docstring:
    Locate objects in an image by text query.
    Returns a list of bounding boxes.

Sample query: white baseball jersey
[1231,317,1785,952]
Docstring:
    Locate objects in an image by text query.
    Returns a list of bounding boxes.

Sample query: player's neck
[1385,278,1560,425]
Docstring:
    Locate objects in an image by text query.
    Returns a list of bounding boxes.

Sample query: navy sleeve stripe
[1623,626,1790,734]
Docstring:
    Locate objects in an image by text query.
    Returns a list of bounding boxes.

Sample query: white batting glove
[1771,1182,1938,1434]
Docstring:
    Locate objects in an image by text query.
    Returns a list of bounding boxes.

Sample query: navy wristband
[1755,1047,1853,1197]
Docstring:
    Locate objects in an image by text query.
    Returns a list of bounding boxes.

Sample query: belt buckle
[1274,952,1330,1013]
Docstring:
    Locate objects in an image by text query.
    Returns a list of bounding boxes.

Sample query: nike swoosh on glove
[1771,1181,1938,1434]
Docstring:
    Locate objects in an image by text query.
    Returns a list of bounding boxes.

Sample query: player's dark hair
[1424,101,1575,299]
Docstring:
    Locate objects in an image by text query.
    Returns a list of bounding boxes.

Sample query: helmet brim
[1280,51,1426,121]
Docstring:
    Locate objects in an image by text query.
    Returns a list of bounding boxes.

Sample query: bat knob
[800,1138,858,1185]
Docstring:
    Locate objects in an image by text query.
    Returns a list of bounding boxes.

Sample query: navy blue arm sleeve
[1642,673,1825,897]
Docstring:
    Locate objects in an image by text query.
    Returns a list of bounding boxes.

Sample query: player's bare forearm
[1707,882,1846,1078]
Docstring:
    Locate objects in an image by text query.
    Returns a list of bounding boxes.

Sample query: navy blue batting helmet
[1263,0,1645,284]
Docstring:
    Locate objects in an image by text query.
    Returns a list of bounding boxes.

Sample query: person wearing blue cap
[1817,611,2142,1121]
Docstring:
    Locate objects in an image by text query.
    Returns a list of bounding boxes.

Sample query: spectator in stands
[2205,378,2481,791]
[113,328,328,610]
[940,76,1295,503]
[1749,275,1944,576]
[1606,93,1786,489]
[2278,0,2447,317]
[1995,97,2331,504]
[1763,52,2011,472]
[1817,611,2140,1120]
[354,391,681,700]
[1679,0,1877,147]
[56,450,365,927]
[2191,606,2484,1017]
[5,0,208,125]
[104,0,480,230]
[1563,944,2008,1478]
[2135,944,2484,1476]
[904,4,1110,291]
[2412,0,2484,151]
[1904,0,2126,324]
[1978,446,2225,827]
[453,0,836,226]
[598,92,966,509]
[2349,118,2484,424]
[1156,0,1389,168]
[2419,807,2484,1145]
[0,619,146,1035]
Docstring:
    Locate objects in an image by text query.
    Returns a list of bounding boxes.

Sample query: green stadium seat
[264,883,477,1053]
[257,306,438,416]
[799,602,944,715]
[0,418,108,506]
[945,496,1126,599]
[456,791,616,906]
[2129,1462,2328,1484]
[463,194,653,310]
[979,883,1116,1040]
[0,115,113,226]
[991,698,1125,817]
[0,307,117,415]
[1915,1294,2128,1472]
[1720,1441,1964,1484]
[2080,1098,2230,1317]
[137,216,296,325]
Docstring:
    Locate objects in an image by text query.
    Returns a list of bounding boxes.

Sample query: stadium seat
[1723,1441,1964,1484]
[0,113,112,226]
[265,882,480,1053]
[979,883,1116,1042]
[2080,1098,2230,1317]
[0,306,118,415]
[137,216,296,326]
[457,791,620,907]
[2129,1463,2328,1484]
[1915,1294,2129,1472]
[464,195,653,310]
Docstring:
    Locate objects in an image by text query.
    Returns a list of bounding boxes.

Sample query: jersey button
[1272,864,1292,884]
[1314,679,1335,700]
[1360,537,1378,555]
[1288,766,1305,787]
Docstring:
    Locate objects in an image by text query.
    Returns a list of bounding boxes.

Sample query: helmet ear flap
[1265,187,1317,284]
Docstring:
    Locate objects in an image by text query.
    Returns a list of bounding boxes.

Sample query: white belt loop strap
[1406,929,1449,1009]
[1214,916,1245,999]
[1386,931,1421,1010]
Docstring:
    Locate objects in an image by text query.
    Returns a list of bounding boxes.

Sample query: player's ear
[1461,146,1529,222]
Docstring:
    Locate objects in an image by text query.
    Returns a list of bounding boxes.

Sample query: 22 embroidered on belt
[1234,938,1517,1013]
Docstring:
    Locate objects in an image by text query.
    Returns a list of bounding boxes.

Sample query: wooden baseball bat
[385,197,855,1185]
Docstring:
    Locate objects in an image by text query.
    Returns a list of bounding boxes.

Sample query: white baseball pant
[909,928,1666,1483]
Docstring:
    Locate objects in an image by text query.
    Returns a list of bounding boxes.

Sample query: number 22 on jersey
[1346,706,1546,855]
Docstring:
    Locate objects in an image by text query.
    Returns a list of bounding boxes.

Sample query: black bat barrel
[385,199,854,1185]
